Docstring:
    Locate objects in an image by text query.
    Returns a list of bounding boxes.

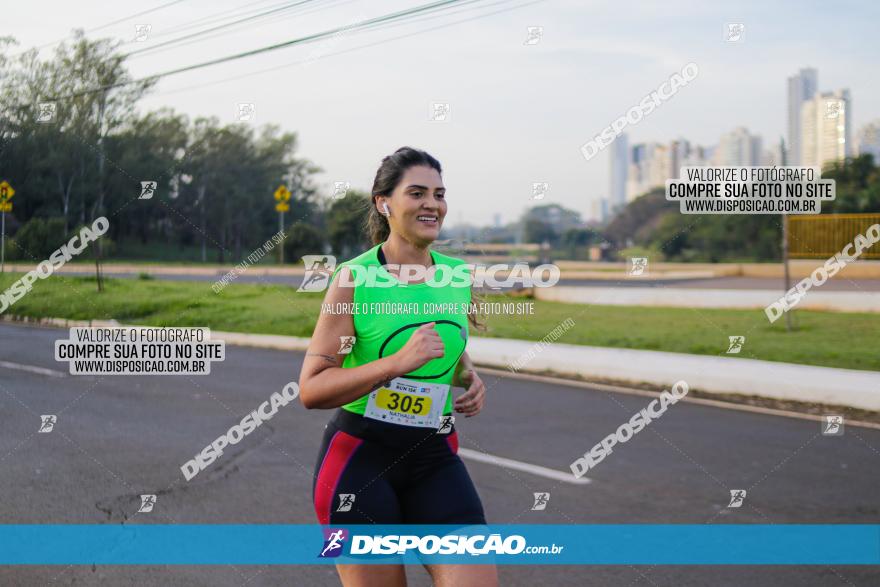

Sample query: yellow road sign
[0,202,11,212]
[275,202,290,213]
[274,185,291,201]
[0,180,15,201]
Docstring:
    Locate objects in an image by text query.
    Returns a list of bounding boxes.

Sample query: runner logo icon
[437,416,454,434]
[336,494,355,512]
[727,489,746,508]
[629,257,648,276]
[726,336,745,354]
[298,255,337,292]
[822,415,844,436]
[531,492,550,510]
[319,528,348,558]
[138,494,156,513]
[338,336,356,354]
[38,415,57,433]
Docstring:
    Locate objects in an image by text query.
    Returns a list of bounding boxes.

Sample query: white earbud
[382,202,391,216]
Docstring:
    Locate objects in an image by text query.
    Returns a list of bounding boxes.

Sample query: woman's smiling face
[380,165,447,246]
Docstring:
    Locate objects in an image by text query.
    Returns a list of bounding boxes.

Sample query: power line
[332,0,497,40]
[49,0,482,100]
[129,0,477,61]
[123,0,359,55]
[144,0,285,39]
[124,0,322,58]
[15,0,187,55]
[152,0,543,100]
[88,0,188,33]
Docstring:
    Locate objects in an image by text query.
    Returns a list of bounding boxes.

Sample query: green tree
[602,189,675,249]
[13,218,68,259]
[822,154,880,213]
[326,190,369,258]
[561,227,600,258]
[0,33,323,267]
[284,221,325,262]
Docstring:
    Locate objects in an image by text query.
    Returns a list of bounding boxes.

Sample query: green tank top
[330,242,471,416]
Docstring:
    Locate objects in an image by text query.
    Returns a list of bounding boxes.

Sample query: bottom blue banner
[1,525,878,565]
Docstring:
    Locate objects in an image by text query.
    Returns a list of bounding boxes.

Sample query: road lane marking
[478,367,880,431]
[458,447,591,485]
[0,361,66,378]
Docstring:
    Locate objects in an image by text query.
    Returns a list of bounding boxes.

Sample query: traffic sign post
[0,180,15,274]
[1,204,5,274]
[274,185,291,264]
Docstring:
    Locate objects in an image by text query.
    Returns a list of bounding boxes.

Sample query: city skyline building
[714,127,763,166]
[787,67,819,166]
[856,120,880,163]
[609,133,629,212]
[801,89,852,168]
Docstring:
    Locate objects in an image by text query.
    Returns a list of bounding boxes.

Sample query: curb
[534,286,880,313]
[471,338,880,412]
[3,315,878,412]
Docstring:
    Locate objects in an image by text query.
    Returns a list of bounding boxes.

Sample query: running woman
[299,147,497,587]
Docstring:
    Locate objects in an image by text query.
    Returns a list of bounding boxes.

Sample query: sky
[5,0,880,227]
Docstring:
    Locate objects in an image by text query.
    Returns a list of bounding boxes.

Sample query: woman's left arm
[453,351,487,417]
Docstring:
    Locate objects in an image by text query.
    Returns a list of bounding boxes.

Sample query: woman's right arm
[297,266,445,409]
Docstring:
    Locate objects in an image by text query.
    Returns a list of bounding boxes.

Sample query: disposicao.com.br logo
[298,254,560,291]
[318,530,563,559]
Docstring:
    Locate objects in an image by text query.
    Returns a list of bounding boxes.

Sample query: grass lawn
[1,272,877,372]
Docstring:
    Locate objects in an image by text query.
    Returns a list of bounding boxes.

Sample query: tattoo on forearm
[369,370,393,391]
[372,377,391,389]
[306,353,339,365]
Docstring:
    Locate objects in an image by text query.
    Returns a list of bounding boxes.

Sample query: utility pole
[279,206,285,264]
[780,137,793,332]
[273,183,291,264]
[0,180,14,274]
[199,184,207,263]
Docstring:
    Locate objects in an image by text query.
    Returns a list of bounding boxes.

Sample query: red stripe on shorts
[314,430,362,525]
[446,430,459,455]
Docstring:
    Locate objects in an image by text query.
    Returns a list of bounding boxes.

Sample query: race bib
[363,377,449,428]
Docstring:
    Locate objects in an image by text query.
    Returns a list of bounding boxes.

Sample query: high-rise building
[801,89,852,168]
[787,68,818,166]
[684,144,710,167]
[640,143,669,191]
[856,120,880,164]
[609,133,628,210]
[626,142,660,202]
[714,127,763,166]
[631,144,647,168]
[669,139,694,179]
[624,140,710,201]
[762,138,787,166]
[591,197,610,223]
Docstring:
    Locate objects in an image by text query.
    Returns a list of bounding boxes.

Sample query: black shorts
[312,408,487,525]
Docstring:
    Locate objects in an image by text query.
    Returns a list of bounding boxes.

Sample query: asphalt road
[97,271,880,291]
[1,322,878,586]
